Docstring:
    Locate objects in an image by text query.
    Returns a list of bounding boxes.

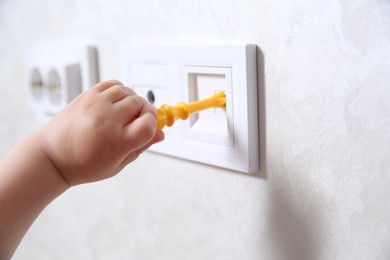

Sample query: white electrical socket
[120,45,259,174]
[184,66,233,147]
[27,43,99,121]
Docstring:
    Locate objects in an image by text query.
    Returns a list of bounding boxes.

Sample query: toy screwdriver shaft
[156,92,226,130]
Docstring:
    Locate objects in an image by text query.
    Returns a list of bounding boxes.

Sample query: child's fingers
[93,80,124,92]
[122,104,157,152]
[113,95,156,125]
[117,130,165,171]
[150,129,165,144]
[101,84,136,103]
[114,95,150,125]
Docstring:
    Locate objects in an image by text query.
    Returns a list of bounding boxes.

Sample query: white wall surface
[0,0,389,259]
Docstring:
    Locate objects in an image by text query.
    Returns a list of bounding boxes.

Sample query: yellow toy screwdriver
[156,92,226,130]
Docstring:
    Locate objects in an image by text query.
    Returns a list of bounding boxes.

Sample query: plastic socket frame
[120,45,259,174]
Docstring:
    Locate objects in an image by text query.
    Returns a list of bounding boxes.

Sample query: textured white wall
[1,0,389,259]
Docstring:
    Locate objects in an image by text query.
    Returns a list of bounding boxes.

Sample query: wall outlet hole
[147,90,155,104]
[48,69,62,104]
[30,68,43,100]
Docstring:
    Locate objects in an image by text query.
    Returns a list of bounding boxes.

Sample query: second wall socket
[27,43,99,121]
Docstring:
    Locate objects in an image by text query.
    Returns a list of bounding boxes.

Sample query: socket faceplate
[120,45,259,174]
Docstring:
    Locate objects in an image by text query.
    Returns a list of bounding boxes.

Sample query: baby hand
[39,80,164,186]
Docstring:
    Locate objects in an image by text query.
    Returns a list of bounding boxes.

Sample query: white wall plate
[27,43,99,121]
[120,45,259,174]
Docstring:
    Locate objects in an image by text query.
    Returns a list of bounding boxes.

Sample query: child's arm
[0,80,164,258]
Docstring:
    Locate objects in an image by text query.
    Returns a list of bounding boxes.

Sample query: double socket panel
[120,45,259,174]
[27,43,99,122]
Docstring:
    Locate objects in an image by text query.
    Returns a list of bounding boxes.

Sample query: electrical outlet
[120,45,259,173]
[183,66,233,147]
[128,63,169,108]
[27,43,99,121]
[126,62,172,135]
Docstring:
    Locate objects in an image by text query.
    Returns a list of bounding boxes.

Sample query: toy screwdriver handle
[156,92,226,130]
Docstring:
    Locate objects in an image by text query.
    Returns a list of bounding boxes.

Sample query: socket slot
[30,68,44,101]
[184,66,234,147]
[48,69,62,105]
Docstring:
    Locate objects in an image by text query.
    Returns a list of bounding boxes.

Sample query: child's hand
[39,80,164,186]
[0,80,165,257]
